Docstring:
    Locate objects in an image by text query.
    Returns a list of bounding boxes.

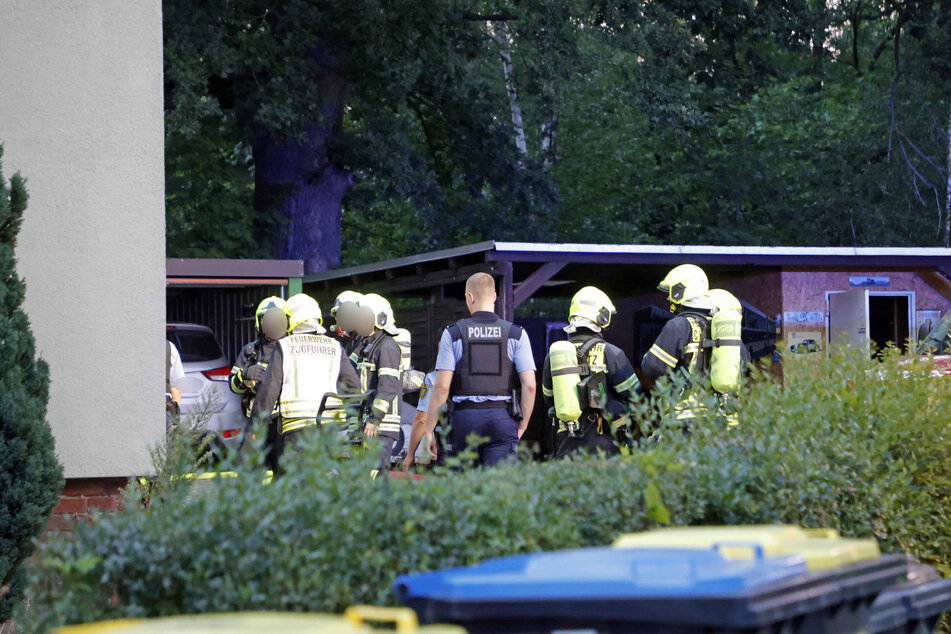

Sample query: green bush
[17,348,951,631]
[0,145,64,623]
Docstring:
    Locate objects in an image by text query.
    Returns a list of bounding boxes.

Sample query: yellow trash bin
[54,608,466,633]
[612,525,880,571]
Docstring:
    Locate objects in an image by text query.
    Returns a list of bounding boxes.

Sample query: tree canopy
[164,0,951,271]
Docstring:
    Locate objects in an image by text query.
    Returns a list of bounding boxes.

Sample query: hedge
[16,347,951,631]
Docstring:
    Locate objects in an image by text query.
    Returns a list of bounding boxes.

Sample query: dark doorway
[868,295,910,353]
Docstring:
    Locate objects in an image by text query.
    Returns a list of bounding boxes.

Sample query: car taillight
[222,429,242,439]
[202,366,231,382]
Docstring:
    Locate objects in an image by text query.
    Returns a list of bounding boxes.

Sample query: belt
[453,399,509,411]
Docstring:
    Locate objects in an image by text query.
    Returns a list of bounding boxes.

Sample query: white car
[166,322,246,452]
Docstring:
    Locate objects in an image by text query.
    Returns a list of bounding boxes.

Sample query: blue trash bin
[871,564,951,634]
[394,546,908,634]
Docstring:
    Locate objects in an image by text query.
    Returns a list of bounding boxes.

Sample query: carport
[303,241,951,370]
[167,258,304,362]
[302,241,951,453]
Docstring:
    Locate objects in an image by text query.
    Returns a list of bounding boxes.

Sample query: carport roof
[167,258,304,286]
[299,241,951,320]
[304,241,951,288]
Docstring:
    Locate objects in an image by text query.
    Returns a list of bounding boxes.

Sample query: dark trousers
[282,427,310,453]
[374,435,398,476]
[265,418,284,472]
[450,406,519,467]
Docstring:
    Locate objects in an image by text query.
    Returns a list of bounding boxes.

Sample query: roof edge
[303,240,496,283]
[167,258,304,278]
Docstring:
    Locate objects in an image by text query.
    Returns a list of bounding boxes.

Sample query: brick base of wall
[46,477,129,533]
[0,479,130,630]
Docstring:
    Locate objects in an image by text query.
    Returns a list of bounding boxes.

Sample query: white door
[828,289,870,353]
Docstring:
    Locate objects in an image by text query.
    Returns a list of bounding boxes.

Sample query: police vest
[277,333,343,434]
[448,315,522,401]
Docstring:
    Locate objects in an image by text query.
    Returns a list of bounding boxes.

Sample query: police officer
[401,370,444,466]
[229,296,288,418]
[641,264,716,425]
[404,272,536,469]
[329,290,365,368]
[353,293,404,475]
[542,286,641,458]
[251,293,360,462]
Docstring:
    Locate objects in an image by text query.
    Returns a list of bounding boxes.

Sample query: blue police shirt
[434,315,535,404]
[416,370,437,413]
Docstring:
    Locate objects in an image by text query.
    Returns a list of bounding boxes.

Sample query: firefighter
[329,290,365,367]
[542,286,641,458]
[641,264,713,426]
[403,272,536,469]
[229,296,288,419]
[641,265,745,428]
[250,293,360,464]
[353,293,404,476]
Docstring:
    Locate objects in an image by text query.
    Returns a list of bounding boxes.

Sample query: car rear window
[167,329,223,363]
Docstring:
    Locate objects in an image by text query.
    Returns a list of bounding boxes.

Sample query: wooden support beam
[513,261,567,309]
[498,260,514,321]
[918,269,951,302]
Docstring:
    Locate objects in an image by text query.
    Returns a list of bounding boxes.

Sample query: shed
[166,258,304,362]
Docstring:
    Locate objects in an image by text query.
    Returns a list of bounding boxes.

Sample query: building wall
[47,478,128,533]
[0,2,165,478]
[718,272,784,322]
[780,269,951,348]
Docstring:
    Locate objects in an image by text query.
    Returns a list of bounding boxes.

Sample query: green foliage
[164,1,951,262]
[164,0,560,264]
[0,145,65,622]
[548,0,951,247]
[19,348,951,630]
[18,430,657,630]
[165,116,272,258]
[340,178,431,267]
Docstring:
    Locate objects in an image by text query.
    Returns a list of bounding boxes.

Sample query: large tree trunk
[252,44,353,274]
[252,125,353,273]
[945,104,951,247]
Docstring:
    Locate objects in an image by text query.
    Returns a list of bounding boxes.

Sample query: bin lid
[613,525,880,571]
[394,546,809,603]
[53,611,466,634]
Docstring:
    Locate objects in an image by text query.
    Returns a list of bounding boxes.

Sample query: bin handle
[803,528,839,539]
[344,605,420,631]
[712,542,765,560]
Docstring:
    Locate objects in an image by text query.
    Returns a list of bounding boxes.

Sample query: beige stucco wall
[0,1,165,477]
